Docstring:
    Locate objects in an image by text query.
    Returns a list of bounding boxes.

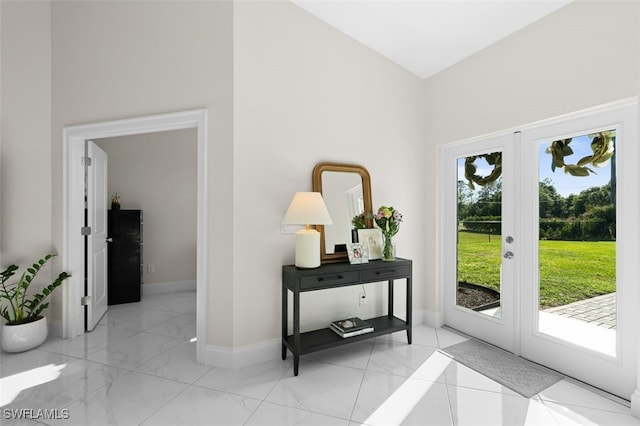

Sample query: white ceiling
[292,0,573,79]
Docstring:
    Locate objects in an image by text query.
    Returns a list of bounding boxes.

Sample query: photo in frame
[347,243,369,264]
[358,228,383,260]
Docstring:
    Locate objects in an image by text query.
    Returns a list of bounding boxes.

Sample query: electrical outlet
[147,265,155,274]
[359,292,367,306]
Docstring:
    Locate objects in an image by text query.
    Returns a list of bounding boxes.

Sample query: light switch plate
[281,222,304,234]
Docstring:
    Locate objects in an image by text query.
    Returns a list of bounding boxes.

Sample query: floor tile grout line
[136,380,192,426]
[346,337,377,422]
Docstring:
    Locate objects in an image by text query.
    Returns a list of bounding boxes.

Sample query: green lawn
[457,231,615,309]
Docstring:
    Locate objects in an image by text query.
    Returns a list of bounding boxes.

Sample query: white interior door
[86,141,108,331]
[442,132,516,353]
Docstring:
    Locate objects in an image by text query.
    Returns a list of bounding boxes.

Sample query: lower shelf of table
[284,315,409,356]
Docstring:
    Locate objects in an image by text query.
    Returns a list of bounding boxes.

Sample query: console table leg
[388,279,394,317]
[293,290,301,375]
[282,286,288,360]
[407,276,412,344]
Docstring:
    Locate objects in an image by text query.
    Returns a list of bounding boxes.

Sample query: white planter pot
[1,316,48,353]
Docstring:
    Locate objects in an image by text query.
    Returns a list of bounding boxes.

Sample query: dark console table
[282,258,412,375]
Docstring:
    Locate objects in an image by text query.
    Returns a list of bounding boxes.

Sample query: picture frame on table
[347,243,369,264]
[357,228,383,260]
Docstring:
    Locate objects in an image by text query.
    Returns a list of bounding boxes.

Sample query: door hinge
[81,296,90,306]
[81,226,92,236]
[81,156,92,166]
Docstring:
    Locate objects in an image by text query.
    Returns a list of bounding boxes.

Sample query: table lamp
[283,192,333,268]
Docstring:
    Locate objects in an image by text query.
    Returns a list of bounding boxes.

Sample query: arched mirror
[312,162,373,263]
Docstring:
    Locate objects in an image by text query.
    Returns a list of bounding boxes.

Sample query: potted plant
[1,253,71,352]
[351,213,367,243]
[373,206,403,261]
[111,192,121,210]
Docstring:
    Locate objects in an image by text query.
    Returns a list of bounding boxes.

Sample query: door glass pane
[538,130,616,355]
[456,152,503,319]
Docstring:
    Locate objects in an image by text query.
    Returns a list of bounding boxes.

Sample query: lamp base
[294,229,321,268]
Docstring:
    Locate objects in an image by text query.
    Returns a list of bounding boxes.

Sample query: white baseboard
[202,338,282,369]
[423,309,445,328]
[631,390,640,418]
[143,280,196,295]
[48,318,63,338]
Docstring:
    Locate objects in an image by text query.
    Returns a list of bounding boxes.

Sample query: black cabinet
[282,258,412,375]
[108,210,143,305]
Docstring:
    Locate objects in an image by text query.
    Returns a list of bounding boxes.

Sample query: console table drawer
[360,264,411,282]
[300,271,360,290]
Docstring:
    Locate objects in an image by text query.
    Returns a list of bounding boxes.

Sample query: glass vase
[382,234,396,261]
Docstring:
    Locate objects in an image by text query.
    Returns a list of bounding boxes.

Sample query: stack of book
[330,317,374,338]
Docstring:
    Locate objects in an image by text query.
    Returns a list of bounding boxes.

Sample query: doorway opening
[62,109,208,363]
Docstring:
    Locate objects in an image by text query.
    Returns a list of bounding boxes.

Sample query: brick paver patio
[543,293,616,329]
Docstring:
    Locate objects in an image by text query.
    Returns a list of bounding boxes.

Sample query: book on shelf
[330,317,374,338]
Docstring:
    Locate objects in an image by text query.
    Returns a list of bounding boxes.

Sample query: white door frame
[62,109,208,363]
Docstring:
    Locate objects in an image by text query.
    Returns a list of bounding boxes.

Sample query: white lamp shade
[283,192,332,268]
[283,192,333,226]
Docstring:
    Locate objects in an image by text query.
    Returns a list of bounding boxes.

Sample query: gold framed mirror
[312,162,373,263]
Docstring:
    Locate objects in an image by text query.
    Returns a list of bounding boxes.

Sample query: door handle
[503,251,514,259]
[106,238,113,243]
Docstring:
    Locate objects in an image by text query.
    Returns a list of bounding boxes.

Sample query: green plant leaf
[0,253,70,323]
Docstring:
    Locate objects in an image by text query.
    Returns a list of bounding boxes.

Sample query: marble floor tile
[103,308,180,333]
[265,360,365,420]
[139,291,196,315]
[435,327,469,348]
[246,401,350,426]
[143,313,196,340]
[195,359,291,400]
[134,341,212,384]
[544,401,640,425]
[538,379,631,414]
[140,385,261,426]
[45,371,187,426]
[366,339,443,379]
[38,324,138,359]
[376,324,439,348]
[3,358,124,410]
[0,349,72,379]
[85,332,182,370]
[306,339,374,370]
[447,385,557,426]
[3,291,637,426]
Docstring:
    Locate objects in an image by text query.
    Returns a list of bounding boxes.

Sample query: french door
[443,132,517,353]
[442,100,639,399]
